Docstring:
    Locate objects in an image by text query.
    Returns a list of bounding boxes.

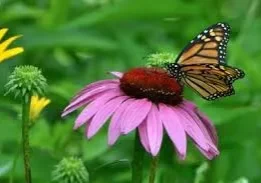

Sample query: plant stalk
[148,156,159,183]
[22,95,32,183]
[132,131,145,183]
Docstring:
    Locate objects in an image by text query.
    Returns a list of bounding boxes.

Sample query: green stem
[148,156,159,183]
[22,95,32,183]
[132,131,145,183]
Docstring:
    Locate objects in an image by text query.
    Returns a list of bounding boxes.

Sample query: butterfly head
[164,63,182,80]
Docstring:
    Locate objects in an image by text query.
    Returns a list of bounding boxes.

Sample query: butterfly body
[165,22,245,100]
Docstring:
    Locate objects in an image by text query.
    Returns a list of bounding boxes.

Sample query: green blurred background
[0,0,260,182]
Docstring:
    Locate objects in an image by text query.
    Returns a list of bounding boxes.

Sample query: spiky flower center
[120,67,183,105]
[5,65,47,99]
[52,157,89,183]
[146,52,176,68]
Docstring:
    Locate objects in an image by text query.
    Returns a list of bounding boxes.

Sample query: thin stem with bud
[5,65,47,183]
[22,94,32,183]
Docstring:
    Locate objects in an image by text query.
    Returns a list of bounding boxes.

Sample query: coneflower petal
[120,99,152,134]
[196,143,219,160]
[72,79,118,102]
[173,106,209,151]
[196,109,218,145]
[159,103,187,159]
[147,104,163,156]
[87,96,128,139]
[180,101,217,148]
[62,92,104,117]
[138,120,150,153]
[64,83,119,114]
[74,89,122,129]
[108,99,134,145]
[109,71,123,78]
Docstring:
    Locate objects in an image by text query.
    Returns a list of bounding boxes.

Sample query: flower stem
[148,156,159,183]
[22,95,32,183]
[132,131,145,183]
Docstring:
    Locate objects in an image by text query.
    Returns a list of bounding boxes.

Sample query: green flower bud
[5,65,47,99]
[145,52,176,68]
[52,157,89,183]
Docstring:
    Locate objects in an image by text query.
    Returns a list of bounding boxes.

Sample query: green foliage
[0,0,261,182]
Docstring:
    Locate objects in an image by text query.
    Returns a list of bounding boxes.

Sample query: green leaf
[65,0,200,28]
[19,28,118,51]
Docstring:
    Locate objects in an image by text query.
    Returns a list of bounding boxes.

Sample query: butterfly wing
[179,64,244,84]
[180,64,237,100]
[181,75,234,100]
[176,22,230,65]
[165,22,245,100]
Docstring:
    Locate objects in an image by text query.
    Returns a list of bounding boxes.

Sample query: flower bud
[146,52,176,68]
[52,157,89,183]
[5,65,47,99]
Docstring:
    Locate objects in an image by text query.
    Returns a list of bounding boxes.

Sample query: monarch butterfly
[165,22,245,100]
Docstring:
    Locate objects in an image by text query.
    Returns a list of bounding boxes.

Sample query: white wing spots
[218,23,226,28]
[215,22,230,64]
[215,36,222,41]
[210,32,216,36]
[165,63,181,80]
[201,35,207,40]
[197,34,202,38]
[204,38,211,42]
[205,86,235,101]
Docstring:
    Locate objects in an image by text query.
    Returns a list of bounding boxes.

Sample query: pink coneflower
[62,67,219,159]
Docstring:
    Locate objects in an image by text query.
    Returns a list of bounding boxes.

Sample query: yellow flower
[0,28,24,63]
[30,95,51,121]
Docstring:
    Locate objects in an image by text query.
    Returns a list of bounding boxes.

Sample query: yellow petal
[0,47,24,63]
[43,99,51,106]
[30,95,38,108]
[0,35,23,53]
[0,28,8,41]
[29,95,51,121]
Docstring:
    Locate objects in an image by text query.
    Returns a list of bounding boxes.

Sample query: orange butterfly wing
[165,23,244,100]
[176,23,229,65]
